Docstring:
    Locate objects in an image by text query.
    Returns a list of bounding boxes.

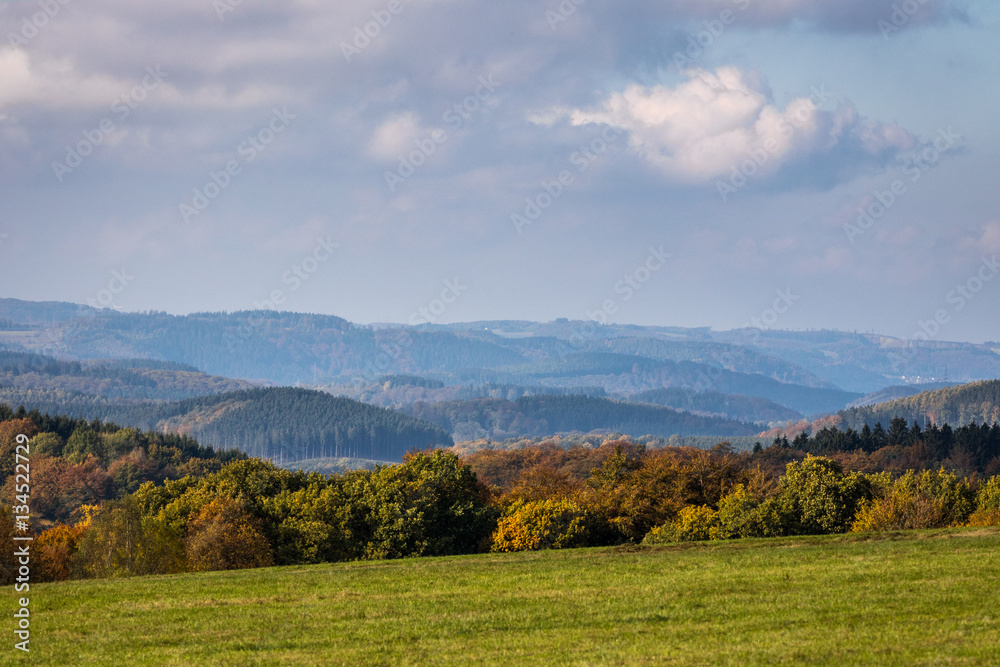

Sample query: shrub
[779,456,872,535]
[491,498,591,552]
[36,521,88,582]
[967,475,1000,527]
[852,469,975,532]
[715,485,791,539]
[643,505,720,545]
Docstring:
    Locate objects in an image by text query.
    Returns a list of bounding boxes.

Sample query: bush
[779,456,871,535]
[715,485,791,539]
[967,475,1000,527]
[36,521,88,582]
[643,505,720,545]
[852,469,975,532]
[491,498,591,552]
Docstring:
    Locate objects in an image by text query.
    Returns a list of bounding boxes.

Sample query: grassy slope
[27,527,1000,666]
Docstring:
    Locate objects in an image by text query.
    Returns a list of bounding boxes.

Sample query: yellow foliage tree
[643,505,721,545]
[491,498,590,552]
[967,475,1000,527]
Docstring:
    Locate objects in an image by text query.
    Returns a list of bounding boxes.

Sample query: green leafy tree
[73,497,184,578]
[778,456,872,534]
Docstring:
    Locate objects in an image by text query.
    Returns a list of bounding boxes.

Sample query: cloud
[367,113,429,163]
[562,67,916,186]
[627,0,966,31]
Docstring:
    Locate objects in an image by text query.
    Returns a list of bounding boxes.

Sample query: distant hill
[403,394,760,442]
[630,388,802,424]
[0,386,453,462]
[846,383,961,409]
[473,353,860,416]
[838,380,1000,430]
[3,299,1000,410]
[0,350,253,401]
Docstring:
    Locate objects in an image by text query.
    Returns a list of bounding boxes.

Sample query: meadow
[20,526,1000,665]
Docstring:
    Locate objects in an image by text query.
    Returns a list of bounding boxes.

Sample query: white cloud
[563,67,915,184]
[367,112,430,163]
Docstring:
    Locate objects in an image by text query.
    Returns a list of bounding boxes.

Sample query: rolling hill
[838,380,1000,431]
[0,386,454,462]
[629,387,803,423]
[403,394,761,442]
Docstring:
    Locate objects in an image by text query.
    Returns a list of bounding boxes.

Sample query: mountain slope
[403,394,760,442]
[629,387,803,424]
[838,380,1000,430]
[0,386,453,462]
[0,351,253,400]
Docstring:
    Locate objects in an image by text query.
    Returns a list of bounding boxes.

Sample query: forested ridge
[839,380,1000,431]
[6,299,999,401]
[630,388,803,423]
[0,386,454,463]
[0,350,251,401]
[403,394,760,442]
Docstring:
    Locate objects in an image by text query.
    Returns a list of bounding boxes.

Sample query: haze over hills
[2,299,999,461]
[3,299,996,397]
[0,298,998,462]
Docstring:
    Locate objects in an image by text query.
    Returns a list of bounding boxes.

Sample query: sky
[1,0,999,342]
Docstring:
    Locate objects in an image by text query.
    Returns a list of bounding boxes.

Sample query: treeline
[0,406,244,526]
[839,380,1000,431]
[1,387,455,463]
[8,438,999,584]
[589,336,828,388]
[628,387,802,423]
[2,452,495,582]
[158,388,454,462]
[774,417,1000,474]
[0,350,249,401]
[404,394,759,442]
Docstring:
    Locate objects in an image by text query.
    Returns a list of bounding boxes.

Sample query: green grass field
[15,527,1000,665]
